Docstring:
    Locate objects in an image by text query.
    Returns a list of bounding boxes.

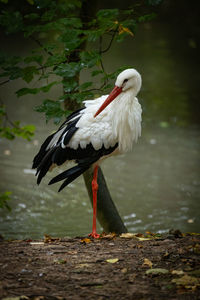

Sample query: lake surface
[0,20,199,239]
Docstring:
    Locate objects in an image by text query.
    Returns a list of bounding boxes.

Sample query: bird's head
[115,68,142,94]
[94,68,141,118]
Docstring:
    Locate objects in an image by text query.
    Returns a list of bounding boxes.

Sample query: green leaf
[0,191,12,211]
[96,9,119,29]
[22,66,39,83]
[63,78,78,93]
[23,24,41,37]
[12,123,35,140]
[58,17,82,28]
[41,10,55,22]
[44,53,66,67]
[121,9,134,16]
[146,268,169,275]
[97,9,119,20]
[80,51,100,68]
[16,81,60,97]
[85,29,104,42]
[60,29,82,52]
[54,62,81,78]
[0,53,21,66]
[24,55,43,65]
[0,118,35,140]
[24,13,39,20]
[79,82,93,91]
[138,13,156,23]
[0,127,15,140]
[0,66,23,80]
[91,70,104,77]
[0,105,6,116]
[35,99,65,124]
[40,81,60,92]
[16,87,39,97]
[69,90,94,104]
[121,19,137,32]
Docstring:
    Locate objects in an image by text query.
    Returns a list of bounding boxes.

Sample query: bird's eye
[123,79,128,83]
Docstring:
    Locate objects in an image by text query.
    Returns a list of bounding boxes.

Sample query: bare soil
[0,232,200,300]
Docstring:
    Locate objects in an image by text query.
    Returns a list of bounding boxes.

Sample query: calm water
[0,21,200,239]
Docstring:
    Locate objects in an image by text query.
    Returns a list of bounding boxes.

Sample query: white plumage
[68,93,142,152]
[47,68,142,153]
[33,68,142,238]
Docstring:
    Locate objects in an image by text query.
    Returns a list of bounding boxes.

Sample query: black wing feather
[33,106,118,191]
[32,109,83,170]
[48,144,118,191]
[58,168,87,192]
[32,133,54,169]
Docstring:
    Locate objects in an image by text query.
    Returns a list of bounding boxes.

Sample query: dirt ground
[0,232,200,300]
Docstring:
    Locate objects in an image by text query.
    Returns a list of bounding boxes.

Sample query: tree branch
[0,79,10,86]
[30,36,54,57]
[100,26,119,54]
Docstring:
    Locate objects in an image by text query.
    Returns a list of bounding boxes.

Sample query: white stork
[33,68,142,238]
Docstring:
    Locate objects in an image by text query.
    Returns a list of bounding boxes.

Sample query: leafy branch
[0,2,159,125]
[0,191,12,211]
[0,102,35,140]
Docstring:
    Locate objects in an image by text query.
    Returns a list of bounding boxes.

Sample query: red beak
[94,86,122,118]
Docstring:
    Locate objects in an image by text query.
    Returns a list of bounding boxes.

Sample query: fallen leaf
[75,263,90,269]
[185,232,200,236]
[146,268,169,275]
[171,270,184,276]
[120,233,136,239]
[30,242,44,246]
[136,244,143,248]
[121,268,127,273]
[67,251,78,255]
[106,258,119,264]
[163,251,170,258]
[122,232,152,241]
[81,238,91,244]
[118,25,134,36]
[172,274,199,289]
[101,232,116,239]
[137,237,152,241]
[135,233,144,238]
[143,258,153,268]
[146,231,153,235]
[128,274,136,282]
[44,234,59,243]
[54,259,67,264]
[145,231,160,238]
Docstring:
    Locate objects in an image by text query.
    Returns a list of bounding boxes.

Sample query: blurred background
[0,0,199,239]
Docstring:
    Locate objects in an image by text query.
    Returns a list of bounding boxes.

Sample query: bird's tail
[48,164,89,192]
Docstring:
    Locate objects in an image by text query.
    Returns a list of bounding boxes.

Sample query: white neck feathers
[111,91,142,152]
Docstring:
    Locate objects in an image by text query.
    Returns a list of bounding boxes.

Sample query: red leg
[88,165,100,238]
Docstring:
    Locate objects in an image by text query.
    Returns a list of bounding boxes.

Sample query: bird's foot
[88,232,100,239]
